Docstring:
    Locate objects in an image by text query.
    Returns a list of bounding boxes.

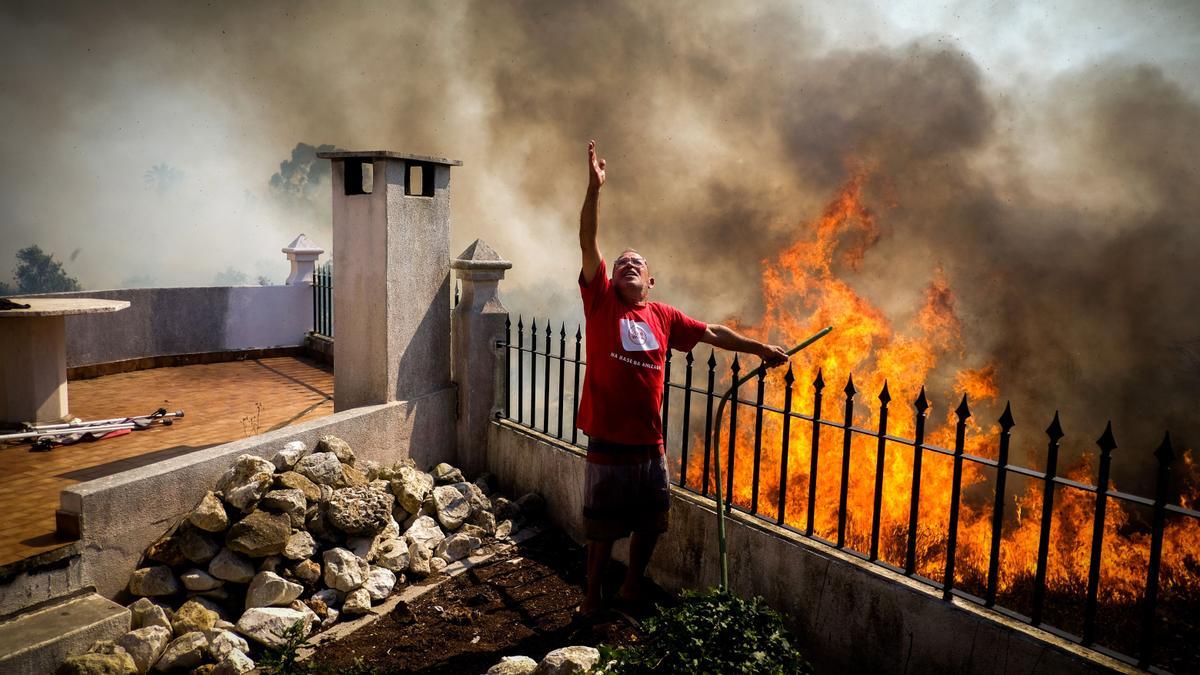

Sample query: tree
[213,267,249,286]
[13,245,81,293]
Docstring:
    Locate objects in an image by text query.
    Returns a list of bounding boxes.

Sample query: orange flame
[685,168,1200,608]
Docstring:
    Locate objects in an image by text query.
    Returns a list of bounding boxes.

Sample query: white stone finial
[282,234,325,285]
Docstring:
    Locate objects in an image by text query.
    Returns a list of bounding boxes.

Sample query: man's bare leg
[618,531,659,602]
[582,539,614,614]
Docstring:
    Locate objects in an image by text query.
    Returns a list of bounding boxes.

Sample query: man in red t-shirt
[577,140,788,615]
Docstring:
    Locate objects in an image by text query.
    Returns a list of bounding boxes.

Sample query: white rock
[322,547,369,592]
[295,452,344,486]
[453,481,492,514]
[346,535,376,561]
[271,441,307,471]
[154,632,208,672]
[430,557,448,574]
[408,541,432,577]
[115,625,170,675]
[495,520,514,540]
[180,569,222,592]
[208,548,256,583]
[435,532,482,563]
[260,489,306,516]
[246,571,304,609]
[535,646,600,674]
[390,466,434,514]
[488,655,538,675]
[282,531,316,560]
[363,567,397,601]
[128,566,180,597]
[205,628,249,662]
[342,588,372,615]
[312,588,343,609]
[128,598,172,632]
[404,515,446,550]
[217,454,276,491]
[224,473,273,512]
[321,607,340,628]
[289,599,320,629]
[212,649,256,675]
[213,619,236,632]
[235,607,313,648]
[432,485,471,531]
[188,491,229,533]
[375,538,409,572]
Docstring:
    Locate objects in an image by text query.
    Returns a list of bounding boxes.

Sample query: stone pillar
[450,239,512,476]
[281,234,324,285]
[317,150,462,411]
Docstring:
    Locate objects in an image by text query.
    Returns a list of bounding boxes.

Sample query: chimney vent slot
[343,160,374,196]
[405,162,435,197]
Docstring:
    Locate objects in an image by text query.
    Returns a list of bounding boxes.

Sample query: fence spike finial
[783,362,795,384]
[517,315,523,329]
[1096,421,1117,455]
[998,401,1015,431]
[914,386,929,413]
[955,393,971,420]
[560,322,566,338]
[1046,411,1064,441]
[707,349,717,368]
[843,373,857,397]
[878,380,891,405]
[575,324,582,340]
[731,354,741,373]
[1155,431,1175,463]
[814,367,825,391]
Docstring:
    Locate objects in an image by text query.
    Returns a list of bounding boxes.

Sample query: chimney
[317,150,462,411]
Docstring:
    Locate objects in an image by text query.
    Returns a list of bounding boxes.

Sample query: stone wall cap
[316,150,463,166]
[451,239,512,271]
[282,234,325,254]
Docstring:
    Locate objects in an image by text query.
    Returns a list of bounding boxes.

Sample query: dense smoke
[1,1,1197,486]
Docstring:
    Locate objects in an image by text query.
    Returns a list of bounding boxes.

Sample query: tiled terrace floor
[0,356,333,566]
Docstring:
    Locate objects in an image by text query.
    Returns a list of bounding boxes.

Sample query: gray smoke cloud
[1,0,1197,488]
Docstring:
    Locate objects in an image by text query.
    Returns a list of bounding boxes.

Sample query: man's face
[613,250,653,301]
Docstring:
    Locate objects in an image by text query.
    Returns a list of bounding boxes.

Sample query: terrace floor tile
[0,356,333,567]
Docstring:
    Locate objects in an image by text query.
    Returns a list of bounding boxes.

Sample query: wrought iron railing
[312,262,334,338]
[497,314,1199,672]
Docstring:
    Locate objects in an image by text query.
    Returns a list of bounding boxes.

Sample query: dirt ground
[312,529,658,674]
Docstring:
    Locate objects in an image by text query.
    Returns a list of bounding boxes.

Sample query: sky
[1,1,1198,475]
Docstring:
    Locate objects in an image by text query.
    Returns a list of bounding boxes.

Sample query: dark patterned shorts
[583,437,670,541]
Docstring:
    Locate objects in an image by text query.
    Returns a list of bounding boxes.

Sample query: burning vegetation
[681,169,1200,665]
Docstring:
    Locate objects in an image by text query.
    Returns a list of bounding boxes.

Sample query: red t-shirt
[577,260,709,445]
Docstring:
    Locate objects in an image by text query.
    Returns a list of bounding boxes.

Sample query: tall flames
[683,168,1200,607]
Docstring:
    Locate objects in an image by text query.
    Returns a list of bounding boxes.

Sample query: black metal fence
[312,263,333,338]
[497,314,1199,672]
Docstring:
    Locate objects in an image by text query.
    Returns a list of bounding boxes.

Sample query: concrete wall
[60,389,455,599]
[486,420,1132,675]
[36,286,312,367]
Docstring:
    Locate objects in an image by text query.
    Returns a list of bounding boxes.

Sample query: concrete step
[0,592,130,675]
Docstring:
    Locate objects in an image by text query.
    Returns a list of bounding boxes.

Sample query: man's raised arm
[580,139,605,284]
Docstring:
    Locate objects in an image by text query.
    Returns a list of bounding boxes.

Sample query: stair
[0,593,130,675]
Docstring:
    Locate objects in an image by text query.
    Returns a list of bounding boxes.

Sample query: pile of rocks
[59,436,544,674]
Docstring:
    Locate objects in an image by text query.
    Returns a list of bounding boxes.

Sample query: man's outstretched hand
[588,139,606,191]
[758,344,789,368]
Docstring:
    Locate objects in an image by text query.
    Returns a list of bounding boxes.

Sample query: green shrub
[596,588,812,674]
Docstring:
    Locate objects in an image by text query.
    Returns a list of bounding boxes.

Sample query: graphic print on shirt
[619,318,660,352]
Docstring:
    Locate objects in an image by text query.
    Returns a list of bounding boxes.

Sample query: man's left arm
[699,324,789,367]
